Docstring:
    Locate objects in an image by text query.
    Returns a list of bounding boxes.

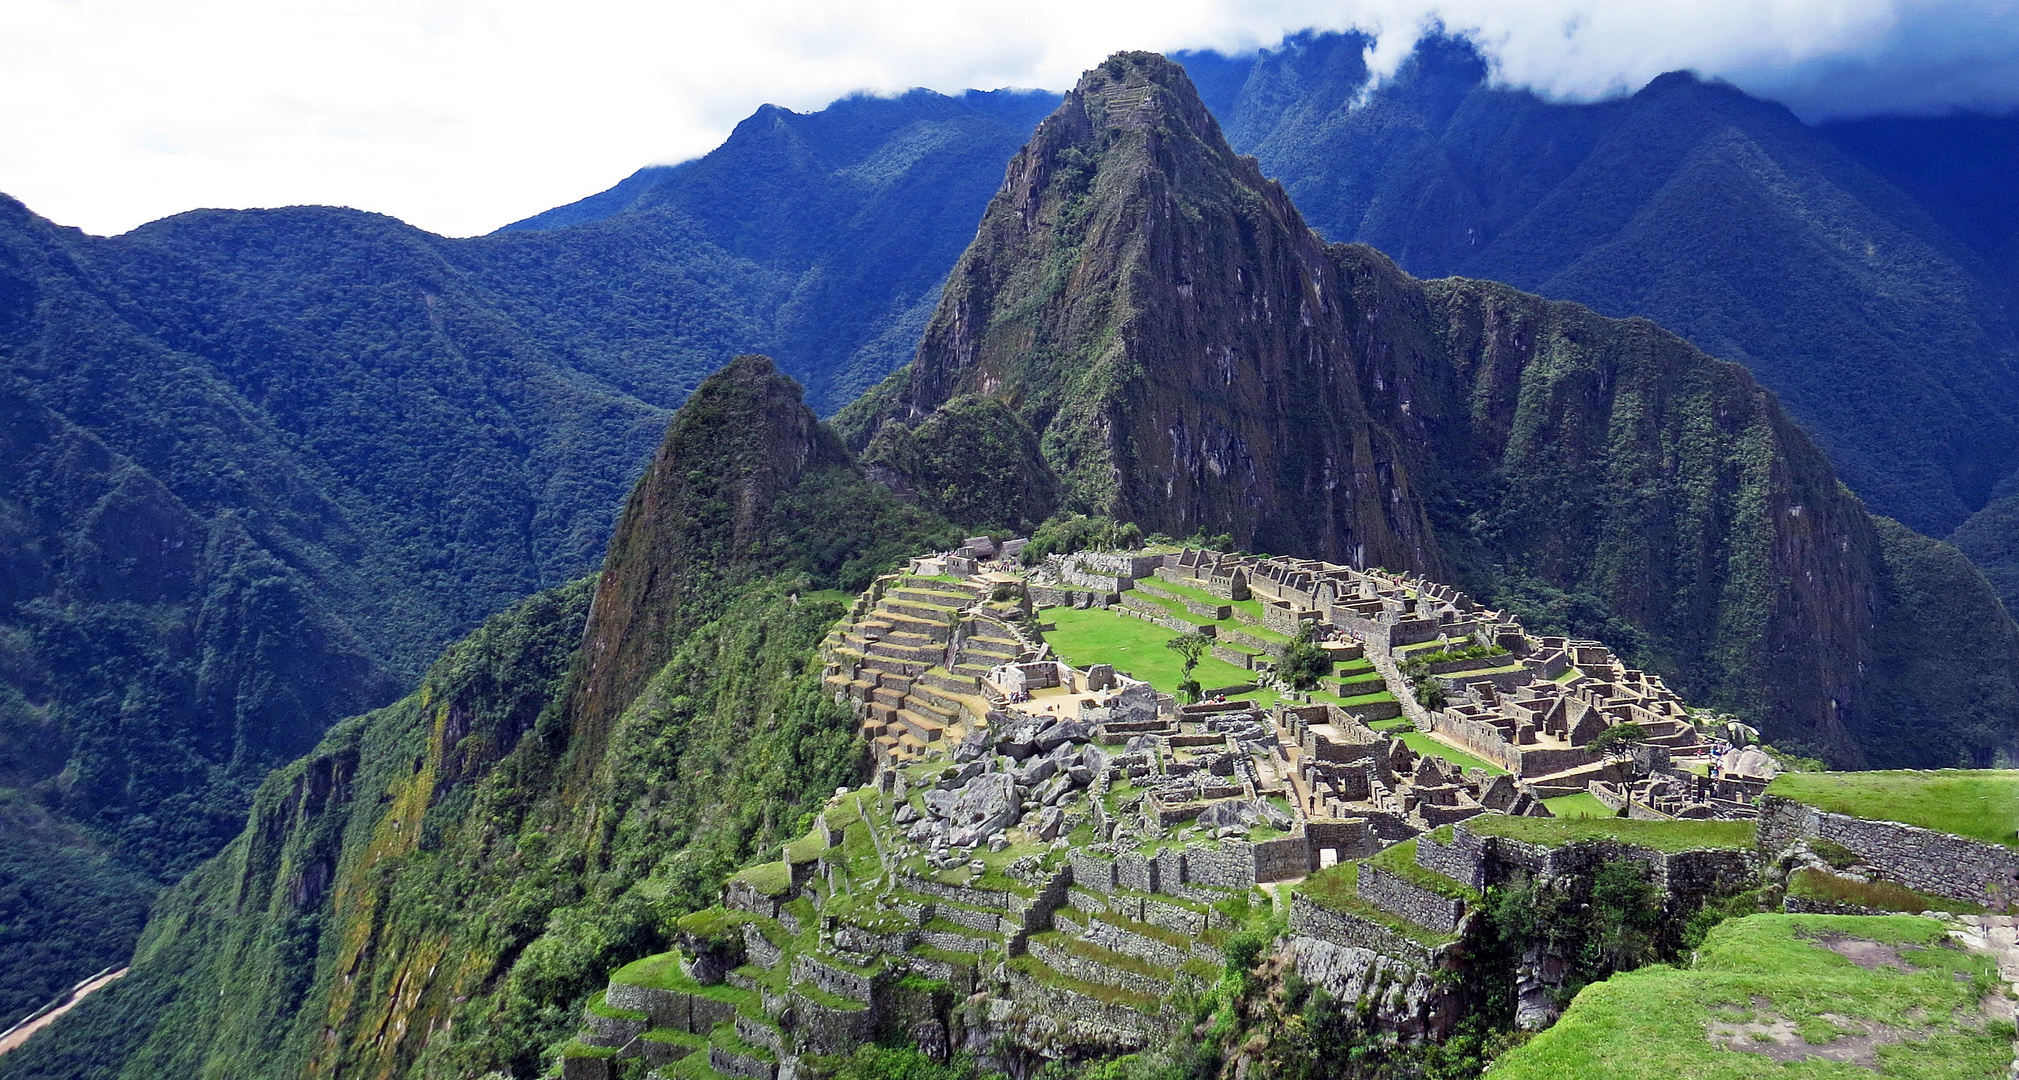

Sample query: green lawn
[1768,770,2019,848]
[1462,814,1756,852]
[1394,730,1505,775]
[1543,792,1616,820]
[1490,914,2012,1080]
[1041,606,1260,697]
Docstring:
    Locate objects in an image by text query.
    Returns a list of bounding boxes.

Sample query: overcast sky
[4,0,2016,239]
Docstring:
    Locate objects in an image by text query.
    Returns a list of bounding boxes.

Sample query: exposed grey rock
[1034,806,1065,840]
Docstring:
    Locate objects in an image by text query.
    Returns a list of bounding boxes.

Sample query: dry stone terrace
[558,542,1791,1078]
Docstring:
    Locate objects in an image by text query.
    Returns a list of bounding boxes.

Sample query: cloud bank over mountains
[2,0,2013,238]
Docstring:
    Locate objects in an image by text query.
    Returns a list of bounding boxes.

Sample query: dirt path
[0,967,127,1058]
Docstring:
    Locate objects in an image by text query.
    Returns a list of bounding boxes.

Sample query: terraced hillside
[820,574,1040,763]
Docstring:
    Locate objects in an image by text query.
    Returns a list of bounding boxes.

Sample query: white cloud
[1,0,2013,238]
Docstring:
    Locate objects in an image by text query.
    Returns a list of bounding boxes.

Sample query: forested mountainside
[840,52,2019,770]
[0,356,957,1080]
[1172,33,2019,597]
[0,87,1047,1024]
[499,88,1060,412]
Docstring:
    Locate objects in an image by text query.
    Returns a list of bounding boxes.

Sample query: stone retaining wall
[1287,894,1446,971]
[1082,917,1191,968]
[1028,938,1171,1000]
[790,954,877,1004]
[787,993,875,1054]
[901,874,1017,911]
[1356,865,1465,935]
[1760,795,2019,909]
[1414,828,1489,890]
[1001,967,1170,1050]
[737,1013,787,1056]
[1210,644,1255,669]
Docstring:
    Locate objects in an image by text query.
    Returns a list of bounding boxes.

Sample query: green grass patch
[561,1040,621,1059]
[1789,868,1987,915]
[608,952,763,1008]
[1491,914,2012,1080]
[1292,862,1460,948]
[1768,769,2019,848]
[642,1027,708,1048]
[1042,606,1257,696]
[1462,815,1755,852]
[1394,731,1505,775]
[793,980,870,1011]
[1365,838,1479,902]
[783,825,830,864]
[730,860,793,897]
[1543,792,1616,820]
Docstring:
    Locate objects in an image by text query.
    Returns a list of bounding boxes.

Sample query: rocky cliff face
[843,52,1445,572]
[846,52,2017,765]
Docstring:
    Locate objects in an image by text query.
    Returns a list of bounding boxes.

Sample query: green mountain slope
[1181,33,2019,560]
[0,356,954,1080]
[494,88,1060,410]
[0,87,1047,1018]
[844,52,2019,768]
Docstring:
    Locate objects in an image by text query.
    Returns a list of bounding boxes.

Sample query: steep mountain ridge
[0,358,953,1080]
[846,52,2019,767]
[1180,33,2019,552]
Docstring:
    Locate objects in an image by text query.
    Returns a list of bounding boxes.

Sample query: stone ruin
[558,544,1777,1080]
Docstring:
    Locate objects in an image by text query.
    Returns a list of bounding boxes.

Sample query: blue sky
[3,0,2014,238]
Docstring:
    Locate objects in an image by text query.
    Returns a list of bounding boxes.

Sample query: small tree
[1587,722,1648,759]
[1276,622,1331,691]
[1166,631,1210,703]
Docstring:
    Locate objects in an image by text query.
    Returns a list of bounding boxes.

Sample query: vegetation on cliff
[0,357,949,1080]
[0,82,1034,1009]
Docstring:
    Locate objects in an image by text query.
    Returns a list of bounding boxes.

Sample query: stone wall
[1287,937,1462,1043]
[791,953,878,1004]
[1287,894,1445,971]
[1414,828,1489,890]
[1253,836,1312,882]
[1210,644,1254,669]
[901,874,1017,911]
[1305,819,1379,863]
[1001,966,1172,1050]
[1072,850,1118,893]
[789,993,877,1054]
[1760,795,2019,909]
[1356,865,1465,935]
